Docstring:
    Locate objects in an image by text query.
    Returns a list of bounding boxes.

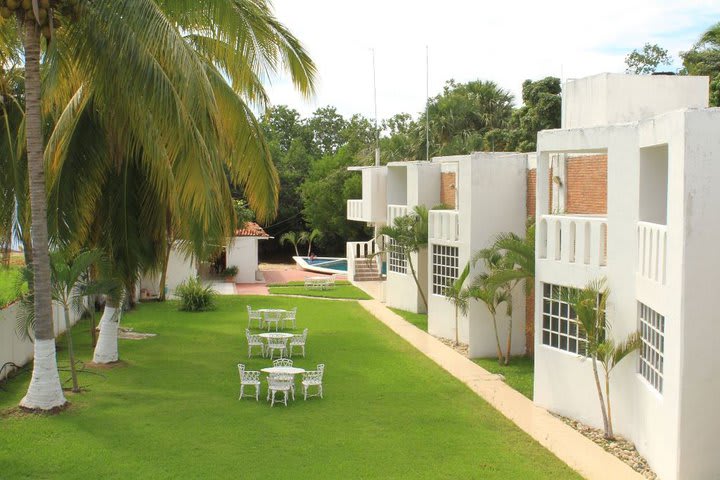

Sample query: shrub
[175,277,216,312]
[223,265,239,277]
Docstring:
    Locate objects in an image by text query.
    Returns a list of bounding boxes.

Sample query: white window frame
[431,244,459,296]
[638,303,664,394]
[541,283,588,355]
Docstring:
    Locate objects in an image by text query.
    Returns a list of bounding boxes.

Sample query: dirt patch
[118,327,156,340]
[435,336,469,357]
[3,402,72,418]
[84,360,129,370]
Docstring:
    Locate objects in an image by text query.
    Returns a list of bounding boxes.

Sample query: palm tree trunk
[605,370,614,439]
[504,316,513,366]
[19,18,66,410]
[491,313,504,364]
[92,293,123,364]
[158,242,172,301]
[591,356,611,438]
[62,304,80,393]
[406,251,428,310]
[454,304,459,345]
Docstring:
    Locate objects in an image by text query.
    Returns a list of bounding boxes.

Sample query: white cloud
[264,0,720,120]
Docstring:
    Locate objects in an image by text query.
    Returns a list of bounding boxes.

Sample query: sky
[263,0,720,121]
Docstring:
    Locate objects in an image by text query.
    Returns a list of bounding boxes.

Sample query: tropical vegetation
[175,276,217,312]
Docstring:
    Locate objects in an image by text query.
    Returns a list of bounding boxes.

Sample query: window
[638,303,664,394]
[432,244,459,296]
[387,238,407,274]
[541,283,587,355]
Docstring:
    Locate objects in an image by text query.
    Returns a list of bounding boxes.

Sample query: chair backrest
[267,335,287,347]
[284,307,297,320]
[302,328,309,339]
[302,370,323,383]
[317,364,325,377]
[238,363,246,376]
[264,310,282,321]
[268,374,292,388]
[273,358,293,367]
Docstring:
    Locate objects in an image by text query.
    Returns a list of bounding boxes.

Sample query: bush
[223,265,239,277]
[175,277,216,312]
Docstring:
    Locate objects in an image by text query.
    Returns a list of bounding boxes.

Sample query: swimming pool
[293,256,386,275]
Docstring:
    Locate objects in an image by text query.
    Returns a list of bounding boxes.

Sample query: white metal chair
[281,307,298,329]
[267,374,294,407]
[263,310,282,331]
[237,364,261,401]
[265,335,288,359]
[273,358,293,367]
[247,305,263,329]
[302,363,325,400]
[289,328,308,358]
[245,329,265,358]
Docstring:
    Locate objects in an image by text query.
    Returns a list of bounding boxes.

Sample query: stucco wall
[226,237,261,283]
[140,245,196,297]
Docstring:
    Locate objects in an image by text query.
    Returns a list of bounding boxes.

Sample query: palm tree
[1,0,316,408]
[279,231,304,256]
[562,279,640,440]
[467,270,513,365]
[444,262,471,346]
[300,229,322,256]
[378,205,429,309]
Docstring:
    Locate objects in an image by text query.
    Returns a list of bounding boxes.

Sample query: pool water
[299,257,386,274]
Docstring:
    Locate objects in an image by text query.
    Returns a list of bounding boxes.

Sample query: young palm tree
[562,278,640,440]
[279,231,304,257]
[1,0,316,408]
[300,229,322,256]
[378,205,429,309]
[467,272,513,365]
[444,263,471,346]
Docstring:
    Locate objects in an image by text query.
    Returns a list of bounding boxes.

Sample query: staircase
[353,257,383,281]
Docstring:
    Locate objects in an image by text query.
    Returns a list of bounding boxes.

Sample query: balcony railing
[429,210,459,242]
[538,215,608,268]
[637,222,667,285]
[347,199,364,222]
[387,204,409,225]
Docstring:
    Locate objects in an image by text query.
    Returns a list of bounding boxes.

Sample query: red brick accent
[566,155,607,214]
[527,169,537,218]
[440,172,457,209]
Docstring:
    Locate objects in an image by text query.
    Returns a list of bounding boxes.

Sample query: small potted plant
[223,265,239,282]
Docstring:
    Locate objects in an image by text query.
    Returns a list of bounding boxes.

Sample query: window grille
[638,303,664,394]
[541,283,587,355]
[387,238,407,274]
[432,244,459,296]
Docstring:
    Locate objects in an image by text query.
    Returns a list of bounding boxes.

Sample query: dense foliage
[175,277,216,312]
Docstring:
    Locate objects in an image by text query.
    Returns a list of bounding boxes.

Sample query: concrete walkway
[357,298,643,480]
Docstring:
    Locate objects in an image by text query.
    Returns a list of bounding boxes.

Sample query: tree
[279,231,304,256]
[562,279,640,440]
[378,205,430,309]
[300,229,322,256]
[681,23,720,106]
[625,43,673,74]
[508,78,561,152]
[444,263,471,346]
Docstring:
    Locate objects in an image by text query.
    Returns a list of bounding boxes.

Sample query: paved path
[356,297,643,480]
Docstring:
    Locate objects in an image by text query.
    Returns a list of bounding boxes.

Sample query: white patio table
[257,332,293,340]
[260,366,306,375]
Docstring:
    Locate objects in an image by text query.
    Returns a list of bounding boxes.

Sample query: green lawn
[0,296,575,479]
[474,356,535,400]
[268,280,371,300]
[390,307,428,331]
[0,266,24,307]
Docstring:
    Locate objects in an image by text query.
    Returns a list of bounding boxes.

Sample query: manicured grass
[474,356,535,400]
[0,266,24,307]
[0,296,576,479]
[390,307,428,331]
[269,281,371,300]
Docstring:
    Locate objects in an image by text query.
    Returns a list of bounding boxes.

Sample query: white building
[534,73,718,480]
[427,153,527,357]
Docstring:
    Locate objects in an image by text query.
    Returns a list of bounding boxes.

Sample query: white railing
[347,199,365,222]
[346,238,382,279]
[637,222,667,285]
[387,204,408,225]
[538,215,608,268]
[429,210,459,242]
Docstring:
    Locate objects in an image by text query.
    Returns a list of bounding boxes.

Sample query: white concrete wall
[140,245,197,297]
[427,153,527,357]
[562,73,709,129]
[362,167,388,223]
[0,299,86,381]
[226,237,260,283]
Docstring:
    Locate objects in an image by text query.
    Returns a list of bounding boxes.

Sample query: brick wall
[440,172,456,209]
[566,155,607,214]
